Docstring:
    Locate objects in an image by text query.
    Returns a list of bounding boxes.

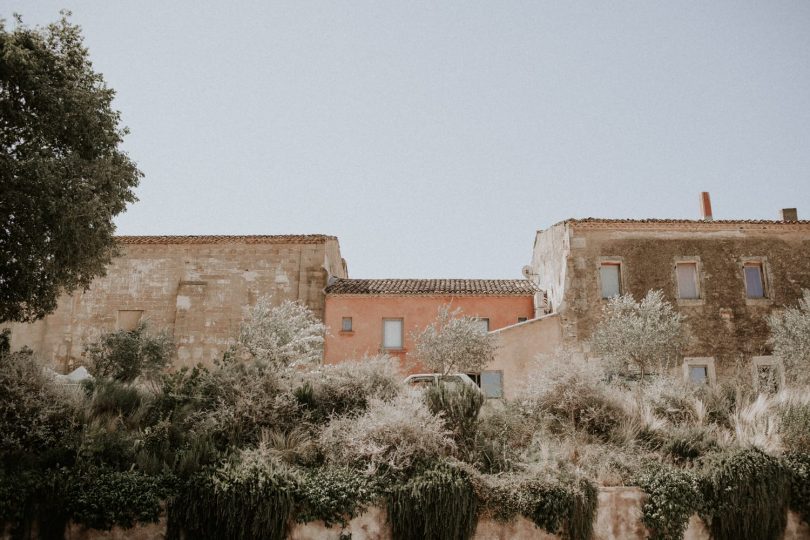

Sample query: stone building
[7,235,347,371]
[527,202,810,385]
[323,278,539,398]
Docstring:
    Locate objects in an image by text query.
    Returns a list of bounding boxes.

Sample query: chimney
[700,192,713,221]
[780,208,798,221]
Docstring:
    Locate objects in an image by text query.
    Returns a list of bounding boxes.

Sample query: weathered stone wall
[28,488,809,539]
[5,236,346,371]
[532,221,810,373]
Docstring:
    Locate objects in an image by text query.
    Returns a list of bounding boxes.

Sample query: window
[600,263,622,298]
[682,357,716,385]
[517,317,528,323]
[752,356,783,393]
[744,262,766,299]
[117,310,143,331]
[466,371,504,398]
[676,262,699,299]
[341,317,353,332]
[474,318,490,333]
[382,318,403,350]
[689,365,709,384]
[481,370,504,398]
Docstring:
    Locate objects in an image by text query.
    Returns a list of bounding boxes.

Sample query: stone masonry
[6,235,347,371]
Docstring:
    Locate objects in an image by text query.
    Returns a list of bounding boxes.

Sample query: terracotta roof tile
[568,218,810,225]
[116,234,336,245]
[325,278,538,296]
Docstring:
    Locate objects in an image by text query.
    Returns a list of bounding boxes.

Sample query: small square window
[517,317,528,323]
[600,263,622,298]
[756,365,779,394]
[474,318,490,333]
[682,357,716,385]
[341,317,353,332]
[689,365,708,384]
[676,262,699,299]
[744,263,766,299]
[382,318,403,350]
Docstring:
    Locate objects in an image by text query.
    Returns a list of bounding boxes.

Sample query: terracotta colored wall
[323,295,534,373]
[488,314,563,399]
[6,238,345,371]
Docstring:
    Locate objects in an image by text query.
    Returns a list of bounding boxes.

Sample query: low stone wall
[14,487,810,539]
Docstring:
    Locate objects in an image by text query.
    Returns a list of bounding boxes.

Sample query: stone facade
[6,235,346,371]
[529,218,810,378]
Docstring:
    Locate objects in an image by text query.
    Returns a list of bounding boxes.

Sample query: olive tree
[768,289,810,385]
[590,290,684,380]
[413,305,495,375]
[235,296,326,368]
[0,13,141,322]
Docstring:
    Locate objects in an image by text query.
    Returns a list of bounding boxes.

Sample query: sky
[5,1,810,279]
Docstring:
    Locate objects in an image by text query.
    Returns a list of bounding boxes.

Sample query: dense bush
[85,323,172,382]
[636,466,700,540]
[387,462,478,540]
[65,467,169,530]
[296,356,401,421]
[785,453,810,526]
[699,447,790,540]
[167,447,299,540]
[0,350,81,464]
[471,405,534,473]
[320,392,455,475]
[518,352,625,441]
[483,470,598,540]
[296,466,380,527]
[777,394,810,453]
[425,381,485,458]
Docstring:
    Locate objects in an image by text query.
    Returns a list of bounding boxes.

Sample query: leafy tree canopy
[414,305,496,376]
[0,13,141,322]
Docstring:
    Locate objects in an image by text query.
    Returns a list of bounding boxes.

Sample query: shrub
[424,381,485,458]
[65,467,169,530]
[483,470,598,540]
[387,462,478,540]
[699,447,790,540]
[784,453,810,525]
[767,289,810,385]
[320,392,455,475]
[777,394,810,454]
[85,323,172,382]
[167,445,300,540]
[296,466,380,527]
[636,466,701,540]
[297,356,401,421]
[518,351,625,441]
[0,350,81,464]
[659,426,718,463]
[471,405,534,473]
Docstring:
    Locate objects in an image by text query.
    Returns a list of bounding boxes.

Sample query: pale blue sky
[6,1,810,278]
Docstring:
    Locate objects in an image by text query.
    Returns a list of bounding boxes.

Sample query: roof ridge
[116,234,337,245]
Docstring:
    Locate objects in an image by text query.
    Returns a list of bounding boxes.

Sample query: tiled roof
[325,278,538,296]
[117,234,336,245]
[568,218,810,225]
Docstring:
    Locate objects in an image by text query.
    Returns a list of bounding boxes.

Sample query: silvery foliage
[319,390,455,475]
[237,296,326,368]
[767,289,810,384]
[413,305,496,375]
[590,290,684,379]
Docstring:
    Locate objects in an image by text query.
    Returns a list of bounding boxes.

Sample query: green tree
[0,13,141,322]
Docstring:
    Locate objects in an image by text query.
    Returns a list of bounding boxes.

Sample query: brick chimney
[700,192,713,221]
[780,208,798,221]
